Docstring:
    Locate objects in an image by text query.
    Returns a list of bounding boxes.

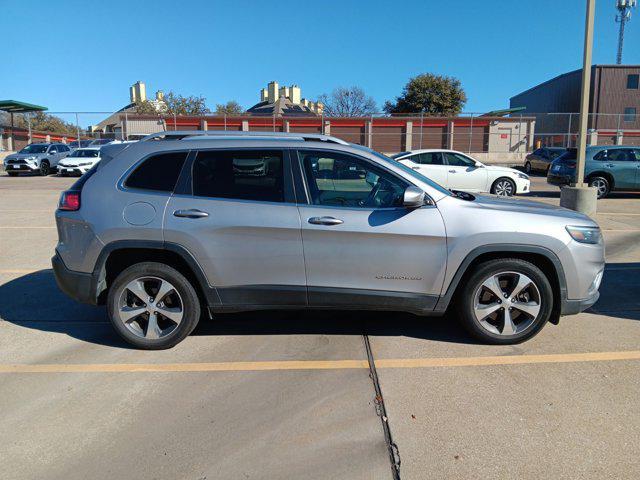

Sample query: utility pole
[560,0,598,215]
[616,0,636,64]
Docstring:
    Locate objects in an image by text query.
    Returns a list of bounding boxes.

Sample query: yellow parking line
[0,226,55,229]
[1,351,638,374]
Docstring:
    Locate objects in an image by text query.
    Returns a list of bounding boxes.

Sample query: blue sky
[3,0,639,118]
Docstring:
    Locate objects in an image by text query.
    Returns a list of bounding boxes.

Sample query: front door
[163,148,307,306]
[442,152,488,192]
[295,149,447,311]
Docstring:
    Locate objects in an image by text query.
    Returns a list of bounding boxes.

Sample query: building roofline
[510,64,640,101]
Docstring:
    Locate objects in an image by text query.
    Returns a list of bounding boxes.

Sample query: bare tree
[318,86,377,117]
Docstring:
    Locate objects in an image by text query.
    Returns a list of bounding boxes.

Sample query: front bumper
[58,166,87,176]
[5,163,38,172]
[561,291,600,315]
[52,252,97,305]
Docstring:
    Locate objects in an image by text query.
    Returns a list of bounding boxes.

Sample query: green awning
[0,100,47,113]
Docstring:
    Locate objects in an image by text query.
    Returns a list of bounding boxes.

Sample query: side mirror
[474,161,484,168]
[403,186,426,208]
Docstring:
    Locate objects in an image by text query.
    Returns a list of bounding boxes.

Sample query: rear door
[295,148,447,309]
[399,152,449,187]
[442,152,489,191]
[163,148,306,307]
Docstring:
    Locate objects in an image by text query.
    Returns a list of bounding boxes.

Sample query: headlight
[26,156,37,162]
[78,162,93,166]
[566,226,602,244]
[517,173,529,180]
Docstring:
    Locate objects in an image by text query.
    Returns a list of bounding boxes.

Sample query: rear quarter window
[125,151,188,192]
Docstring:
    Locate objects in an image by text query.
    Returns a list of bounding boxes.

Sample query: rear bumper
[52,252,97,305]
[560,291,600,316]
[547,173,574,186]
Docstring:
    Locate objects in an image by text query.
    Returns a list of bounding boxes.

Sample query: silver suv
[4,143,71,175]
[52,131,604,349]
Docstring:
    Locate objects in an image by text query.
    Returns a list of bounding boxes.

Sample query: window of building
[192,150,284,202]
[300,150,407,208]
[624,107,637,123]
[125,151,188,192]
[627,74,639,89]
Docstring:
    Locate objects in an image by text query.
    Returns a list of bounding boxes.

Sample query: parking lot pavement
[1,173,639,479]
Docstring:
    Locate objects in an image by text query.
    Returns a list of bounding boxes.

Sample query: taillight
[567,162,577,168]
[59,191,80,211]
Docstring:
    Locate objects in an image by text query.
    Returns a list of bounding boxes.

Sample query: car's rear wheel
[491,177,516,196]
[39,160,50,176]
[588,176,610,199]
[524,161,532,174]
[107,262,201,349]
[456,259,553,344]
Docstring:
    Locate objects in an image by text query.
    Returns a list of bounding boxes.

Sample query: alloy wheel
[472,271,541,336]
[117,276,184,339]
[590,179,607,198]
[494,179,514,196]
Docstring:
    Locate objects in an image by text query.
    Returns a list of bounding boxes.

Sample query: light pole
[560,0,598,216]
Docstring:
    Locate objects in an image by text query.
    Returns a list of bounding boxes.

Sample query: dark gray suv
[53,131,604,349]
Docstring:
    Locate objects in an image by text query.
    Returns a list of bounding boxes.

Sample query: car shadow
[0,265,637,349]
[0,269,476,348]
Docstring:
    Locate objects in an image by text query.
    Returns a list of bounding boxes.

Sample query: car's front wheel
[456,259,553,344]
[491,177,516,196]
[39,160,50,176]
[107,262,201,349]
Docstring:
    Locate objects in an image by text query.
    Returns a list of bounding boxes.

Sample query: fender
[91,240,221,306]
[433,244,568,317]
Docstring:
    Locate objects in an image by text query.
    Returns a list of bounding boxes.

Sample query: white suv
[393,149,530,196]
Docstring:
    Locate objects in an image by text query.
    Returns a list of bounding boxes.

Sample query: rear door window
[192,150,284,202]
[125,151,188,192]
[415,152,444,165]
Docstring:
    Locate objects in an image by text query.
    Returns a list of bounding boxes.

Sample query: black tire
[587,176,610,199]
[490,177,516,197]
[455,258,554,345]
[39,160,50,176]
[524,161,532,174]
[107,262,201,349]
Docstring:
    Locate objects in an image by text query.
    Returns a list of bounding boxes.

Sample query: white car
[57,147,102,176]
[392,149,530,196]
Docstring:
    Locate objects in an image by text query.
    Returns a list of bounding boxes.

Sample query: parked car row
[3,139,134,176]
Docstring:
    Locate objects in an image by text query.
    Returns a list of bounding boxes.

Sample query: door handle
[448,170,457,173]
[308,216,343,226]
[173,209,209,219]
[411,167,420,170]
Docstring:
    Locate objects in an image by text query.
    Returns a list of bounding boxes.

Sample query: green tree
[318,86,377,117]
[164,91,210,115]
[384,73,467,115]
[215,101,244,115]
[15,112,77,135]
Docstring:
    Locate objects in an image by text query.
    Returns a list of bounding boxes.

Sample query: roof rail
[140,130,349,145]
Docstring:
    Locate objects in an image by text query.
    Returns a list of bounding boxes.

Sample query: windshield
[19,144,48,154]
[350,144,453,197]
[69,149,99,158]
